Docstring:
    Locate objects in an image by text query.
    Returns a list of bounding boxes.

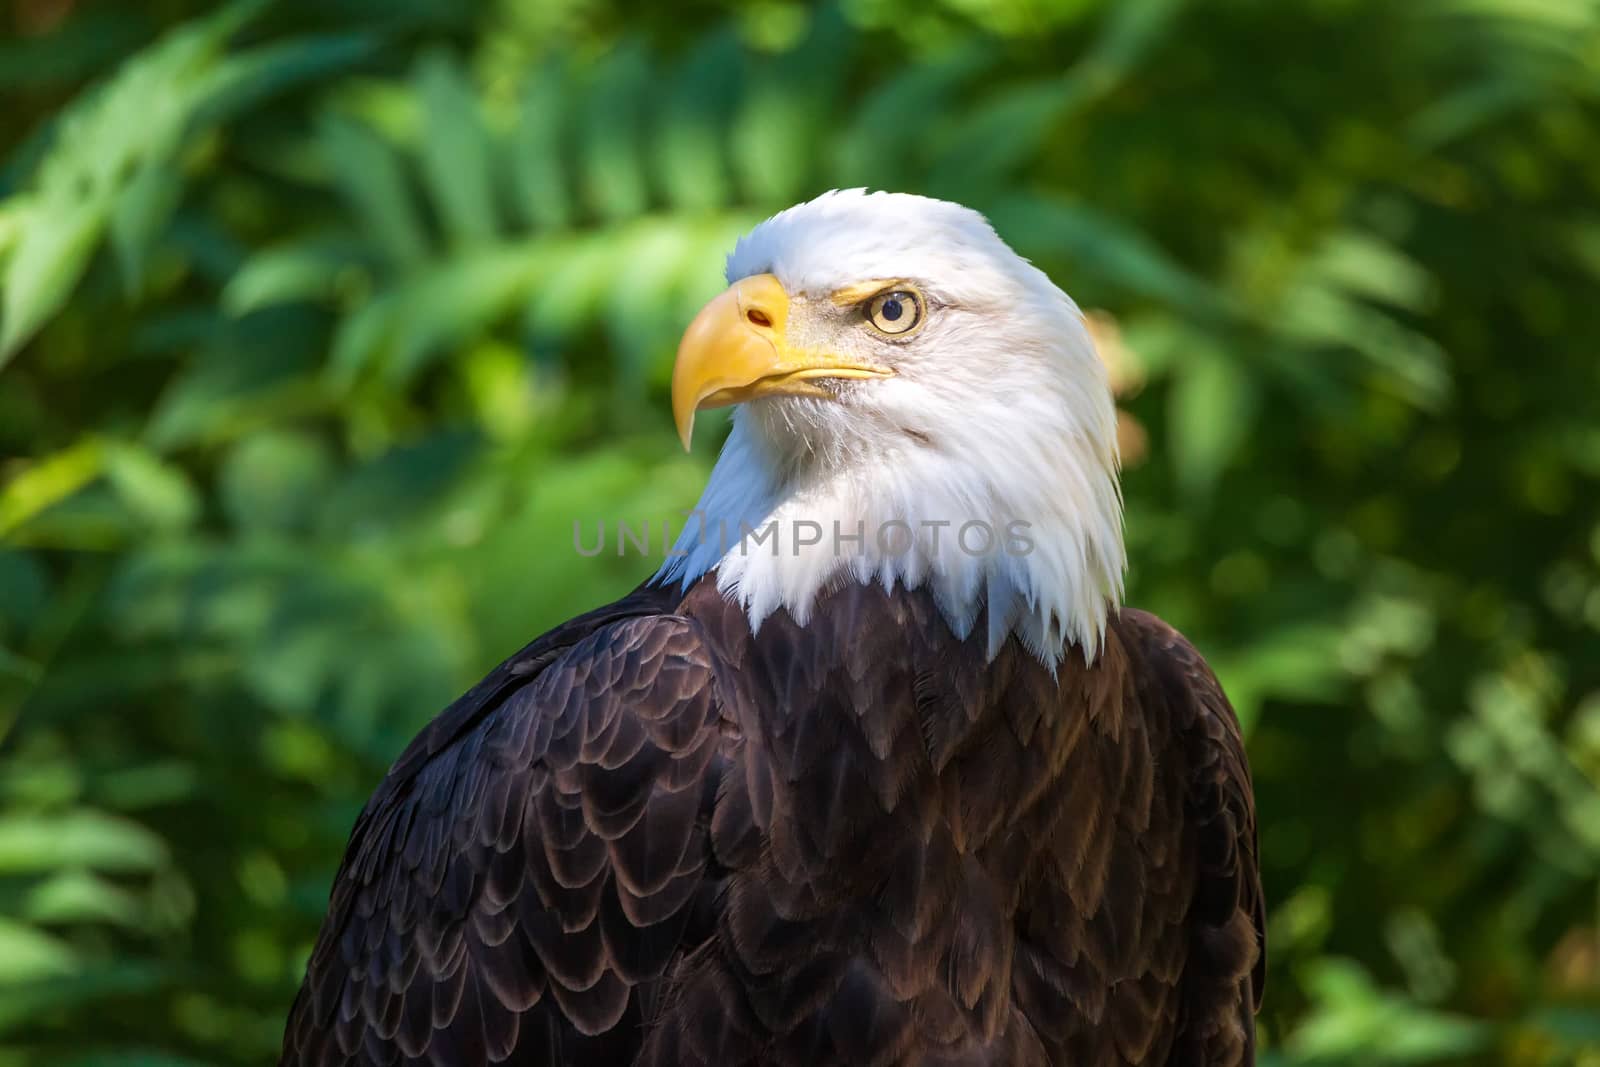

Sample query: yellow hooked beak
[670,273,894,450]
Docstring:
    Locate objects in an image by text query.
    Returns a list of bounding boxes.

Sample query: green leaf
[1288,958,1491,1062]
[195,32,382,125]
[0,439,104,537]
[1063,0,1187,103]
[316,430,481,539]
[145,312,323,449]
[219,431,336,533]
[109,164,184,296]
[103,443,201,531]
[0,0,275,366]
[833,46,988,187]
[0,810,168,874]
[320,113,428,268]
[327,292,401,387]
[1211,624,1347,730]
[653,28,742,212]
[1311,232,1435,312]
[24,869,146,928]
[415,50,500,245]
[0,200,105,367]
[987,194,1227,315]
[1169,347,1255,498]
[0,918,78,982]
[0,962,170,1033]
[222,241,357,315]
[930,80,1073,196]
[510,58,574,231]
[382,248,542,385]
[730,8,853,204]
[577,42,652,221]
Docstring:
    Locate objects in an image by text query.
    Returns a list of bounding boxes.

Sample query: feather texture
[281,579,1263,1066]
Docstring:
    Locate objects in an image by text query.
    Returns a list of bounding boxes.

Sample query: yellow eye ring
[865,289,923,336]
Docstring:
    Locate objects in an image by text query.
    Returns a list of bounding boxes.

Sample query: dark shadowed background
[1,0,1597,1063]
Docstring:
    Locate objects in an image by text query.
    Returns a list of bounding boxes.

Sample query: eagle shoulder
[1117,607,1266,1064]
[281,589,726,1066]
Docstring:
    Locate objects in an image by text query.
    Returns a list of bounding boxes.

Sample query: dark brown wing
[1120,608,1266,1065]
[280,590,725,1066]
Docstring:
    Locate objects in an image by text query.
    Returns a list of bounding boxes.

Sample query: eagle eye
[866,289,923,336]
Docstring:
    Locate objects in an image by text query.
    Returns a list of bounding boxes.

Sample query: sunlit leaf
[0,810,168,874]
[24,869,146,928]
[0,201,105,366]
[0,918,77,982]
[104,442,201,531]
[0,439,104,537]
[1168,347,1255,498]
[0,0,303,365]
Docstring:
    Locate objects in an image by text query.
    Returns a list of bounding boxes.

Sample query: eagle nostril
[745,308,773,329]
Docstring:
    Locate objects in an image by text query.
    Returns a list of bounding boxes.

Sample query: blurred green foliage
[0,0,1597,1063]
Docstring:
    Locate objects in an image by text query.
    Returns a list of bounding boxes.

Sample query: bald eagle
[282,190,1264,1066]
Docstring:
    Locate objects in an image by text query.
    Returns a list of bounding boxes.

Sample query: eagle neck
[653,404,1124,669]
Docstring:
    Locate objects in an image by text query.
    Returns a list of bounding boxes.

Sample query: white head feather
[655,189,1125,667]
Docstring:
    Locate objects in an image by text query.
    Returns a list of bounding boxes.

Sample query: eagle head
[657,189,1125,667]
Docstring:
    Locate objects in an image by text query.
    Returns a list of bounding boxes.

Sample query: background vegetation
[1,0,1597,1063]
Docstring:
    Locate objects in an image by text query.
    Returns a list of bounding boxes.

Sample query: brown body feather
[281,575,1263,1066]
